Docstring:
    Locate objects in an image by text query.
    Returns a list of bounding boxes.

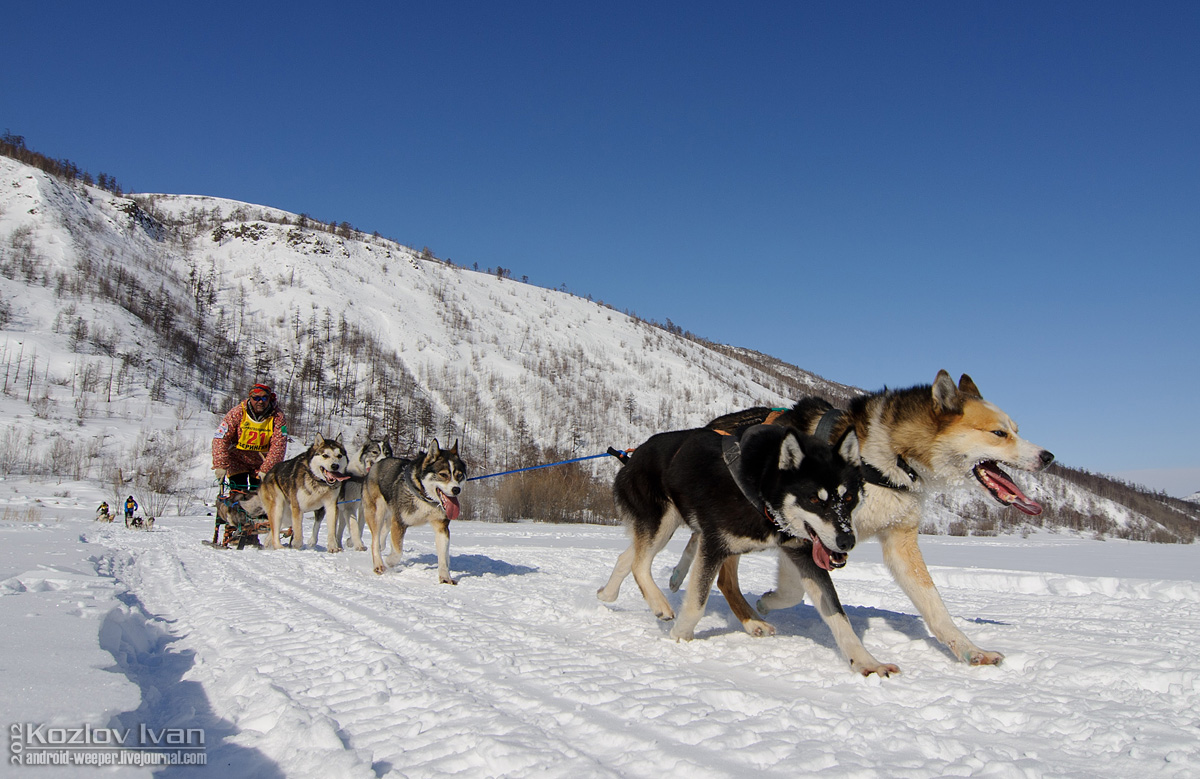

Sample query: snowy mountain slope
[0,154,1194,539]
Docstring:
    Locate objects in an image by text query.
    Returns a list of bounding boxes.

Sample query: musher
[212,383,289,495]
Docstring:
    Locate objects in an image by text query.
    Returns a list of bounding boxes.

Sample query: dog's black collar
[860,455,919,492]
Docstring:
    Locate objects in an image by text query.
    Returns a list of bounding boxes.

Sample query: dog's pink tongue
[811,539,834,571]
[982,462,1043,516]
[440,492,460,520]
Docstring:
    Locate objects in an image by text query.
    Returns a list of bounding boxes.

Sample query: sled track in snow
[91,519,1200,778]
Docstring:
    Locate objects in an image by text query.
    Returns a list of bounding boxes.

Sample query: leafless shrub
[2,506,44,522]
[495,458,613,523]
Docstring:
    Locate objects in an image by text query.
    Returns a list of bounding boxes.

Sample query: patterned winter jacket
[212,401,288,478]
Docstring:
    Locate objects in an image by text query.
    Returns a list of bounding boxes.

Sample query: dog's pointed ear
[932,370,963,415]
[449,439,459,455]
[778,432,805,471]
[383,441,394,456]
[314,432,326,447]
[838,429,860,463]
[958,373,982,399]
[423,441,440,467]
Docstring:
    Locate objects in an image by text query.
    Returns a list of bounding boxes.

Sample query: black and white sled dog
[259,434,351,550]
[308,439,395,552]
[702,371,1054,668]
[362,440,466,582]
[596,424,900,675]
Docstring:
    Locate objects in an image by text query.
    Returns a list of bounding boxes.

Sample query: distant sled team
[599,370,1054,675]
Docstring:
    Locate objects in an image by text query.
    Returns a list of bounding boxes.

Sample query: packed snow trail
[63,518,1200,777]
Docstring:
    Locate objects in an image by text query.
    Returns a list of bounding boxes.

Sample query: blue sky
[3,2,1198,495]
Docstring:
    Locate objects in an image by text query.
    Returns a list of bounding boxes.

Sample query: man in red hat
[212,383,289,492]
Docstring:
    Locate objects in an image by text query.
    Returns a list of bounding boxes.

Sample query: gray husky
[259,434,350,550]
[330,439,393,552]
[362,440,467,582]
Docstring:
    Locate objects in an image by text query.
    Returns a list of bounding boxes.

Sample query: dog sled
[209,480,291,550]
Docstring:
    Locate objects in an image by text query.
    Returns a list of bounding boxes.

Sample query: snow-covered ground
[3,486,1198,778]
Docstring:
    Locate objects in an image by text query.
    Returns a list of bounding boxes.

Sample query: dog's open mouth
[321,468,351,485]
[805,523,848,571]
[973,461,1042,515]
[437,489,460,520]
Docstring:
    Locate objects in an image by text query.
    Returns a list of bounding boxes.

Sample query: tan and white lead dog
[258,434,350,550]
[697,370,1054,669]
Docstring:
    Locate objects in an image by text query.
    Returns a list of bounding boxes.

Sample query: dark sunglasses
[249,394,269,402]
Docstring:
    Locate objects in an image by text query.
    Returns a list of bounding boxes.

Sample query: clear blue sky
[3,1,1198,495]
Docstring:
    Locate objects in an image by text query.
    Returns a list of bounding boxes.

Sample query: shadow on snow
[100,596,285,779]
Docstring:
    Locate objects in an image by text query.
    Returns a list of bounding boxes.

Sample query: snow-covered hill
[0,154,1194,540]
[3,148,1200,779]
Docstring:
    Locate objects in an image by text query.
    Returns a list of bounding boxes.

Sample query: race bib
[236,408,274,453]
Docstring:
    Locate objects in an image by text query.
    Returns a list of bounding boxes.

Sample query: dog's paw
[654,607,676,622]
[669,626,694,642]
[351,543,366,552]
[328,544,342,554]
[965,649,1004,666]
[372,565,386,575]
[439,575,458,585]
[853,660,901,678]
[742,619,776,638]
[668,568,686,592]
[596,586,618,603]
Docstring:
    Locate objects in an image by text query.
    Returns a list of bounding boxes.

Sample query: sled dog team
[245,370,1053,675]
[249,434,467,584]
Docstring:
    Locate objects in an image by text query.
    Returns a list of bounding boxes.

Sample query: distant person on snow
[212,383,288,494]
[124,496,138,521]
[96,501,110,521]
